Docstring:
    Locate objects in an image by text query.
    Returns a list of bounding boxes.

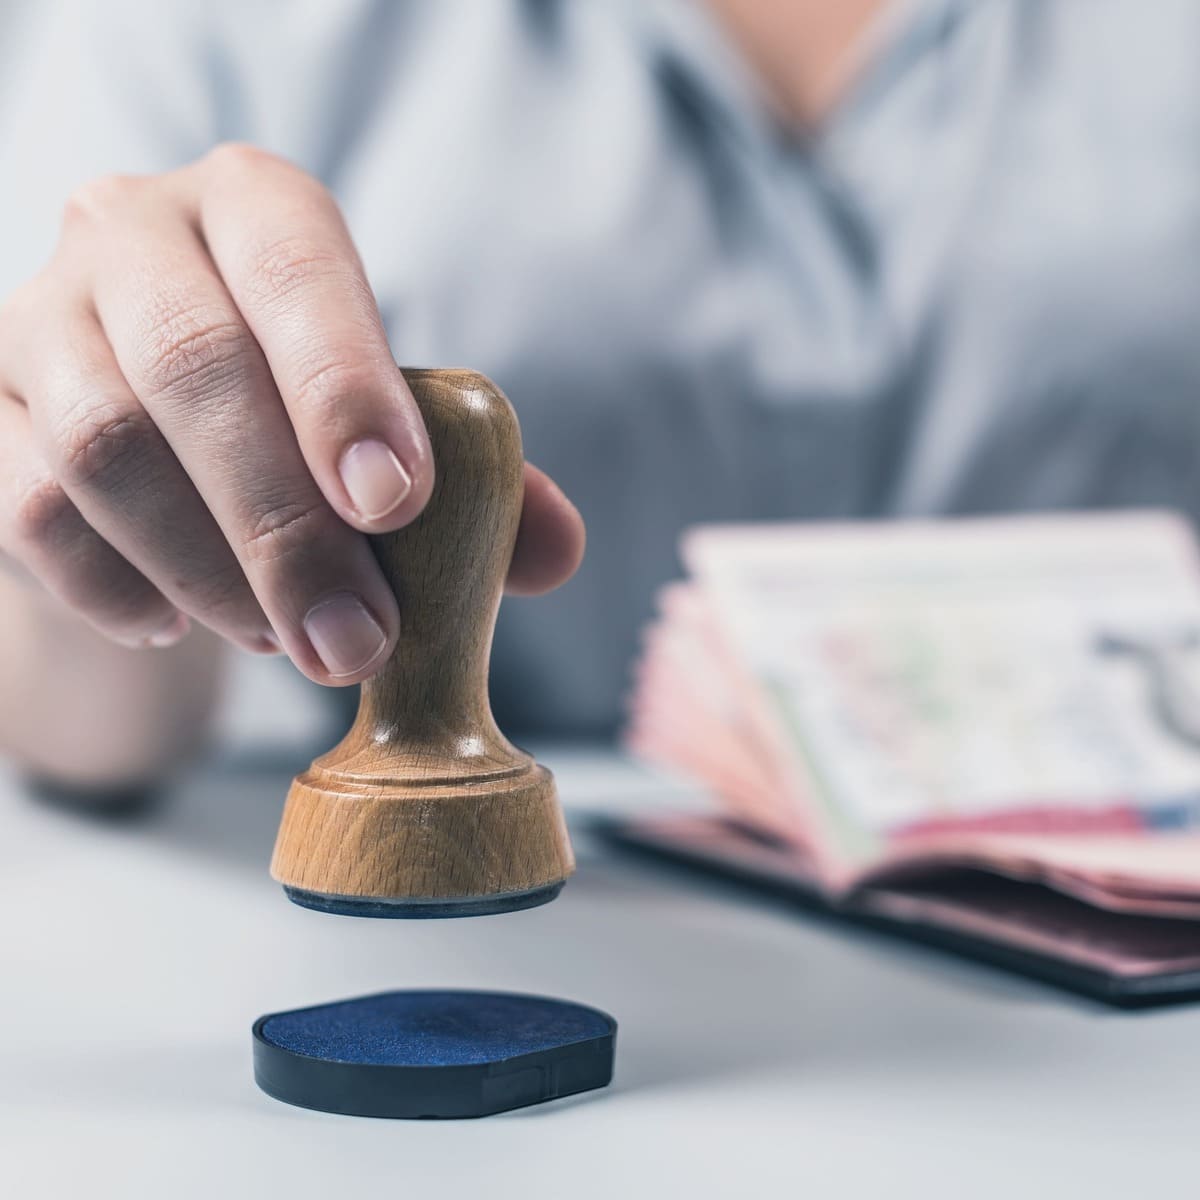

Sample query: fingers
[8,302,276,653]
[0,150,581,685]
[506,464,586,596]
[0,391,189,648]
[187,145,434,533]
[74,190,399,684]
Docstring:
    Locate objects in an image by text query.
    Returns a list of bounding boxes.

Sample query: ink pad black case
[252,989,616,1119]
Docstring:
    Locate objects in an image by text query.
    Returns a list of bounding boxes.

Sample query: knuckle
[61,174,143,228]
[245,233,352,306]
[138,309,256,404]
[55,403,155,491]
[292,357,383,418]
[204,141,281,174]
[241,496,330,566]
[11,476,77,551]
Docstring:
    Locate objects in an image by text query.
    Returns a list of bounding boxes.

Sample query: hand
[0,145,584,685]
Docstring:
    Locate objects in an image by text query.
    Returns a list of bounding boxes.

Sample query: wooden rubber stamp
[270,369,575,917]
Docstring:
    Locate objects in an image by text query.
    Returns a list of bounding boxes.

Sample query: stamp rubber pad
[252,990,616,1118]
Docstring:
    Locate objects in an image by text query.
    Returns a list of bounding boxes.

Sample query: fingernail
[339,439,412,521]
[145,612,190,649]
[303,593,388,678]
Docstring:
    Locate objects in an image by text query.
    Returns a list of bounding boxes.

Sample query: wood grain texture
[270,369,574,904]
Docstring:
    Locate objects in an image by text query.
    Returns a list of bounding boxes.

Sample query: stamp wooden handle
[270,369,574,917]
[363,368,524,752]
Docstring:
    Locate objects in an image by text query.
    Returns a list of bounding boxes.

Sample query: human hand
[0,145,584,685]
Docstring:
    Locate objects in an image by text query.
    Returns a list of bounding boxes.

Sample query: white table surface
[4,742,1199,1200]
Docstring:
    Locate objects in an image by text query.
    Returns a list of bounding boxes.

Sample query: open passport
[613,511,1200,1004]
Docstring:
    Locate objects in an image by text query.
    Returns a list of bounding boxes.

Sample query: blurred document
[624,512,1200,991]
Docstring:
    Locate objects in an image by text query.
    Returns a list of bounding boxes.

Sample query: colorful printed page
[681,511,1200,886]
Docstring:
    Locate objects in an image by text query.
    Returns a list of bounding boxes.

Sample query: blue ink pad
[252,990,616,1118]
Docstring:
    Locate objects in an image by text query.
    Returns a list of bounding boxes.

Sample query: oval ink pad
[252,990,616,1119]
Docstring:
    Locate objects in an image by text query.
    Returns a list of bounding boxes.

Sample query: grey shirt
[2,0,1199,734]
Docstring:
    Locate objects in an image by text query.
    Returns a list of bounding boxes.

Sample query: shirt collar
[630,0,976,154]
[627,0,786,156]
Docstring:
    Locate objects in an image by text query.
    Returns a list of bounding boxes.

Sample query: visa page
[683,512,1200,873]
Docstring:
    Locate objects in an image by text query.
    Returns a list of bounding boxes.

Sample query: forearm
[0,571,226,788]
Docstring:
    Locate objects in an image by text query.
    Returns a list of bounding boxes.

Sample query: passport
[619,510,1200,1002]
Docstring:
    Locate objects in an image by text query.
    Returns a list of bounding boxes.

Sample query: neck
[701,0,886,128]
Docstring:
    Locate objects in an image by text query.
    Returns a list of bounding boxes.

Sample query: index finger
[181,145,434,533]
